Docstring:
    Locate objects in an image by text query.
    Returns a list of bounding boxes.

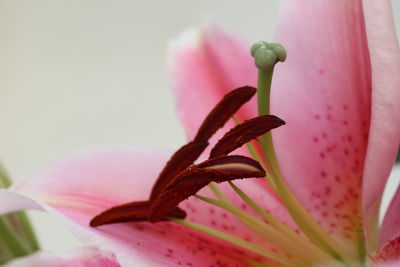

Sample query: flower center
[90,42,365,267]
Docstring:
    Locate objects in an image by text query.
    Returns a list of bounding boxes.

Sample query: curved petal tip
[4,247,121,267]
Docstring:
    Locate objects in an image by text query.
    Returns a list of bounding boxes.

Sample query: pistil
[251,41,355,263]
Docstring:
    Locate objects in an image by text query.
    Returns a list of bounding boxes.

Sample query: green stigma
[250,41,287,71]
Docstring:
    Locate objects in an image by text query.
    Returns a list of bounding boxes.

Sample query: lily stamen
[90,41,366,266]
[90,85,284,226]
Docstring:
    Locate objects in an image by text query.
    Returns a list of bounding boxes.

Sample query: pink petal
[371,235,400,264]
[0,147,277,266]
[381,171,400,246]
[374,262,400,267]
[168,24,257,144]
[0,189,42,214]
[5,247,120,267]
[361,0,400,248]
[272,0,371,252]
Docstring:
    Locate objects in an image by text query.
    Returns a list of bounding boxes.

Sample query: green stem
[0,240,14,265]
[0,164,11,188]
[0,217,30,257]
[0,163,40,255]
[13,212,40,251]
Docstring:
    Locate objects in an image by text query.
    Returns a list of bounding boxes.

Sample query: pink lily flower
[4,247,121,267]
[0,0,399,266]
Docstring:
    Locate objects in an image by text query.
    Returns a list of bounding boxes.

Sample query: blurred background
[0,0,399,253]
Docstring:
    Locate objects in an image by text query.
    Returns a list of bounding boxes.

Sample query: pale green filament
[195,194,308,265]
[208,182,229,202]
[170,218,298,267]
[244,140,277,189]
[227,181,339,264]
[197,191,342,266]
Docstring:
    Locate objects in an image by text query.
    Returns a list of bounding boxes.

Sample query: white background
[0,1,399,253]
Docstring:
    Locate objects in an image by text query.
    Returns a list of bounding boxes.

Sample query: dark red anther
[194,86,256,142]
[150,86,257,200]
[148,155,265,222]
[197,155,265,171]
[90,200,186,227]
[90,86,284,228]
[150,141,208,200]
[210,115,285,158]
